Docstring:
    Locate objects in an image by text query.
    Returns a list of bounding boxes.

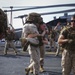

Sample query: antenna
[10,6,13,26]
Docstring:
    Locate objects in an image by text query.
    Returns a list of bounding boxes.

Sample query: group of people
[21,13,75,75]
[21,12,49,75]
[1,11,75,75]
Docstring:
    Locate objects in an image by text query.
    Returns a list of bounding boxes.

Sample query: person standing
[22,12,43,75]
[4,26,17,55]
[28,21,48,73]
[54,22,62,56]
[58,14,75,75]
[38,22,48,72]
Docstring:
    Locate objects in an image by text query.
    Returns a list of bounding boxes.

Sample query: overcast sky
[0,0,75,29]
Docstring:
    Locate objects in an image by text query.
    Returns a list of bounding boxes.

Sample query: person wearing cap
[22,12,43,75]
[58,14,75,75]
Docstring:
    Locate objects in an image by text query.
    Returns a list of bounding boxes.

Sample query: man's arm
[58,34,68,44]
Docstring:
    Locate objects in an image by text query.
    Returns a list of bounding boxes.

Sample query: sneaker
[25,68,30,75]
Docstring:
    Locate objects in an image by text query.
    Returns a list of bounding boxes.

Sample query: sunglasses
[71,20,75,22]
